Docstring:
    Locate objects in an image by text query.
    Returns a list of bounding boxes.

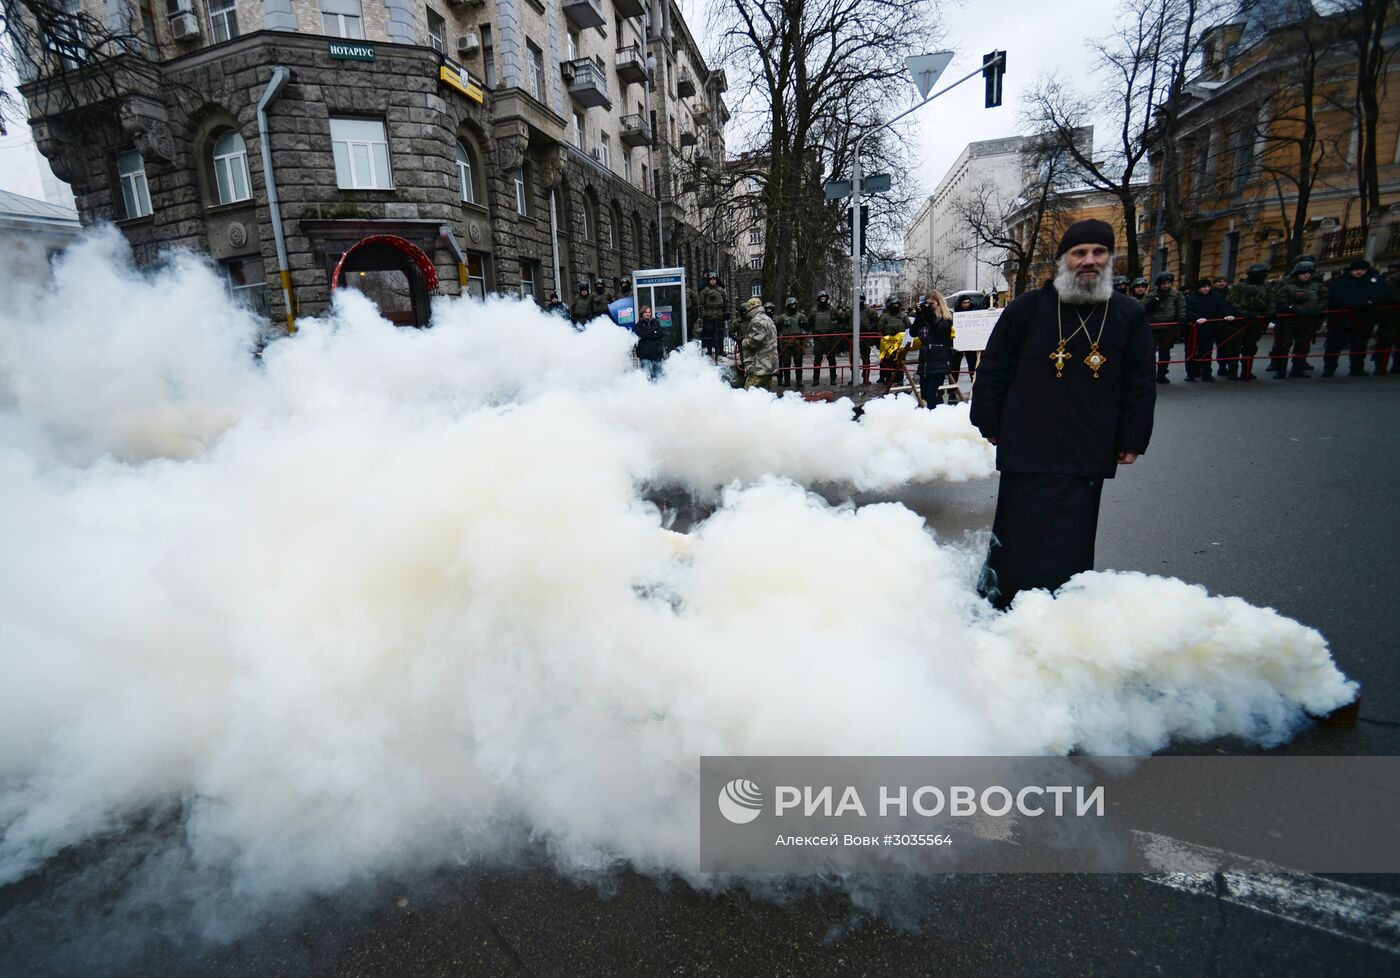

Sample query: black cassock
[970,285,1157,609]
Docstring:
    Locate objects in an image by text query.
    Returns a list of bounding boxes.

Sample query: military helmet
[1291,261,1316,276]
[1247,263,1270,275]
[1113,275,1129,288]
[817,290,829,301]
[763,301,776,314]
[1132,277,1149,288]
[742,296,764,316]
[1154,272,1175,285]
[785,296,798,308]
[578,283,590,294]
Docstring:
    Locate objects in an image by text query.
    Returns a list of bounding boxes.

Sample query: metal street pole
[849,53,1002,383]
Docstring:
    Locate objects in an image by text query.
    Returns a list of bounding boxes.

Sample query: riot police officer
[776,296,807,387]
[1141,272,1186,383]
[808,290,841,385]
[1227,263,1274,382]
[1270,260,1326,377]
[698,272,729,362]
[570,283,594,327]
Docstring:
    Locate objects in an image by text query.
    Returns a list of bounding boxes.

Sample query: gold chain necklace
[1052,299,1111,378]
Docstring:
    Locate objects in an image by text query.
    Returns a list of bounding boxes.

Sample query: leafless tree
[952,132,1074,297]
[706,0,941,310]
[1028,0,1226,277]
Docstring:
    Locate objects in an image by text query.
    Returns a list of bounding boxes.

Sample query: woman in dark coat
[915,291,955,407]
[634,305,665,380]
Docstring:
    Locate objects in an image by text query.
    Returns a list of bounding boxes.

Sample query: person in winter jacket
[914,292,955,407]
[1183,277,1236,381]
[1226,264,1275,382]
[1323,259,1381,377]
[634,305,665,380]
[1269,260,1326,377]
[735,296,778,390]
[1141,272,1186,383]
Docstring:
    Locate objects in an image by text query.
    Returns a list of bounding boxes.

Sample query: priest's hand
[1117,452,1138,465]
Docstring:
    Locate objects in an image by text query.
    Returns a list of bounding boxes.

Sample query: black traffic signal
[845,204,869,256]
[983,50,1005,109]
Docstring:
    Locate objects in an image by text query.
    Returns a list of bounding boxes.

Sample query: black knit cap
[1055,219,1116,258]
[1347,259,1371,273]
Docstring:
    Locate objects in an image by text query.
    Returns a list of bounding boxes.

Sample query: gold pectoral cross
[1085,343,1107,378]
[1050,341,1072,377]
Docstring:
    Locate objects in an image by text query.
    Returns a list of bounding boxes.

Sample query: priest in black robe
[970,219,1157,610]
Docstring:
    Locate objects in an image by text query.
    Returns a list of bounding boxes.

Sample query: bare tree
[1323,0,1397,248]
[1233,10,1352,266]
[707,0,940,308]
[1029,0,1224,277]
[952,133,1075,297]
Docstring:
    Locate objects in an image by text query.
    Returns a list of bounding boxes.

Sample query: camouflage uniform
[1270,266,1326,376]
[1227,264,1275,382]
[776,302,808,387]
[808,298,842,385]
[699,280,728,360]
[736,297,778,389]
[570,288,595,327]
[1141,282,1186,382]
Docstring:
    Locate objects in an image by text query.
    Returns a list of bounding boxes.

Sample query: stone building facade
[1143,4,1399,283]
[18,0,729,328]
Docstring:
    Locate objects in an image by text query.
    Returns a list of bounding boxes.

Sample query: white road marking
[1135,832,1400,954]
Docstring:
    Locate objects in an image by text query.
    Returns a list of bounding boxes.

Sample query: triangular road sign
[905,51,954,99]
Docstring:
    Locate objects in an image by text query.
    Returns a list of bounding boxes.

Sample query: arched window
[582,194,598,241]
[211,130,251,204]
[455,141,477,204]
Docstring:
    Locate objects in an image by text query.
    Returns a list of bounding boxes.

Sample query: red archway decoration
[331,234,440,292]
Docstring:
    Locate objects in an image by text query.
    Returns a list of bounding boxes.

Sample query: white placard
[952,308,1000,352]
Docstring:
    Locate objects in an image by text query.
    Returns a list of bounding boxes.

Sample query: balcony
[620,113,652,147]
[615,44,649,86]
[676,67,695,97]
[613,0,645,17]
[563,57,611,110]
[679,128,697,147]
[562,0,604,30]
[691,103,710,126]
[707,68,728,94]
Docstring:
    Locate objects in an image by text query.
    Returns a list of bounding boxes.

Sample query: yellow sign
[439,65,484,104]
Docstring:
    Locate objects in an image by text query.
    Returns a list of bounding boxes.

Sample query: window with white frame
[528,42,545,100]
[513,167,527,216]
[580,198,592,241]
[567,31,578,60]
[455,141,476,204]
[599,132,611,170]
[426,7,445,53]
[209,0,239,43]
[223,256,268,316]
[750,282,762,297]
[749,256,761,270]
[622,150,631,182]
[572,111,584,149]
[330,117,392,189]
[116,149,152,219]
[211,130,251,204]
[641,163,648,191]
[321,0,363,39]
[519,259,536,299]
[45,0,86,68]
[748,226,760,246]
[481,25,496,88]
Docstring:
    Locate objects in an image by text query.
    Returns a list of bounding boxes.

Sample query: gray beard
[1054,258,1114,306]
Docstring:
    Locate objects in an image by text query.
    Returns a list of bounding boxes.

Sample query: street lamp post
[849,52,1003,383]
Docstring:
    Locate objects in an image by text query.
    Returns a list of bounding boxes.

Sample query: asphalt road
[3,369,1397,978]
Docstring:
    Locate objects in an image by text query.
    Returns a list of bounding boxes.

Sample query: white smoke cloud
[0,233,1355,925]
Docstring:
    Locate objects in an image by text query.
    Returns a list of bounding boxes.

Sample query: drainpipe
[256,66,294,333]
[439,225,469,291]
[549,189,563,296]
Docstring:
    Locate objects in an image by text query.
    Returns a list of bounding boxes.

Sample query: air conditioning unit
[165,0,192,15]
[590,148,602,161]
[171,11,201,40]
[455,31,479,55]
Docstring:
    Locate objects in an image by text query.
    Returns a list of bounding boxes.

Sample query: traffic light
[983,50,1005,109]
[845,204,869,256]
